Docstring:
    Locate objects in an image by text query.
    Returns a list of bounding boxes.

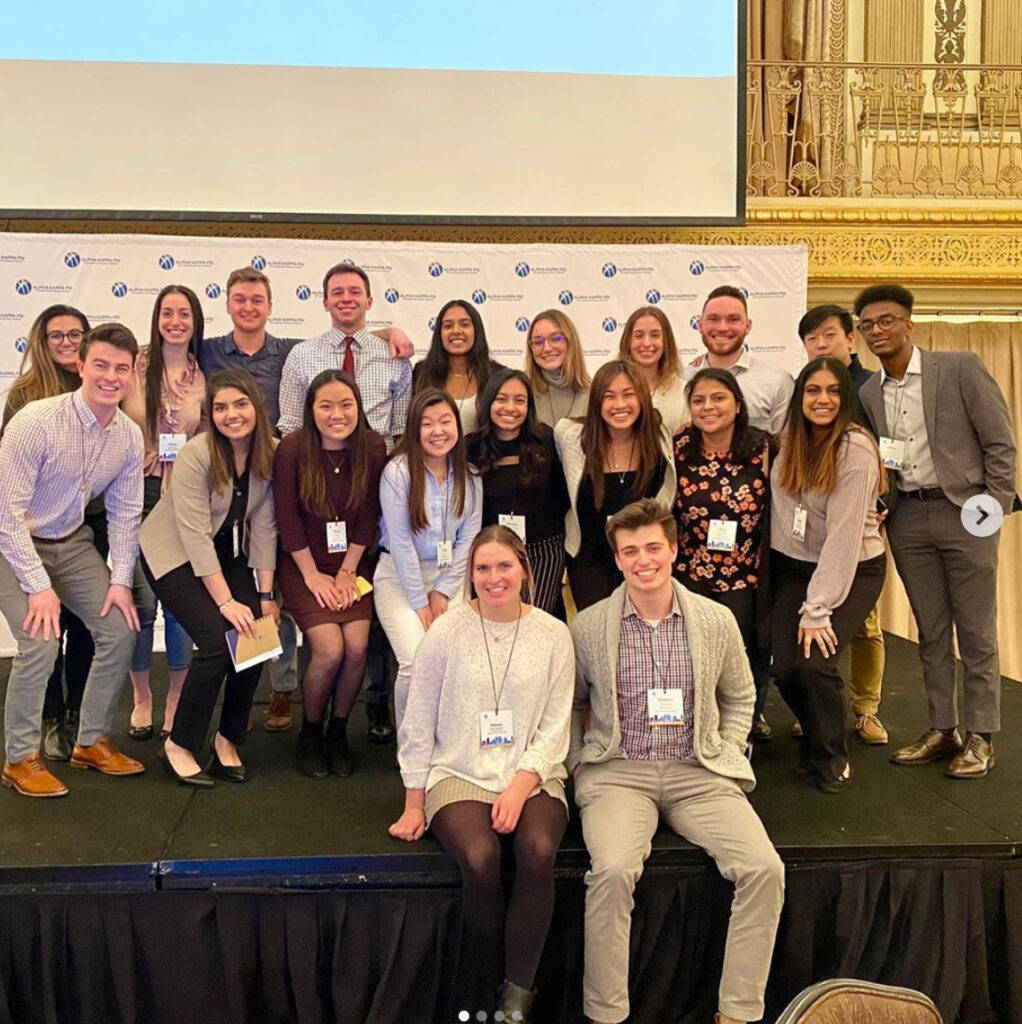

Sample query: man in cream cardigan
[569,499,784,1024]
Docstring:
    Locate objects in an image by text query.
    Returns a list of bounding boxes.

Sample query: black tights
[430,792,566,1009]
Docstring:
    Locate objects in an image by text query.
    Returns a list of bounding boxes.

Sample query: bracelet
[218,598,234,611]
[337,568,355,577]
[257,590,275,601]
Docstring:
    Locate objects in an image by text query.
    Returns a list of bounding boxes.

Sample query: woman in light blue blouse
[374,387,483,726]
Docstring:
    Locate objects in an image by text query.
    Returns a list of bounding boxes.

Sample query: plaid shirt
[0,391,143,592]
[277,328,412,443]
[617,592,696,761]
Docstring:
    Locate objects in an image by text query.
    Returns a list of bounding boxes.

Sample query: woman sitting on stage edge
[140,368,279,787]
[273,369,386,778]
[390,525,573,1024]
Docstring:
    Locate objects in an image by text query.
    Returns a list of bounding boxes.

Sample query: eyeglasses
[529,333,568,349]
[46,330,85,344]
[856,314,907,335]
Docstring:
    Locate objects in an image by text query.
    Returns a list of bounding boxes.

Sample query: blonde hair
[525,309,591,394]
[463,525,536,605]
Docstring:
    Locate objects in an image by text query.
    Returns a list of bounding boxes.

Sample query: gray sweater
[569,579,757,791]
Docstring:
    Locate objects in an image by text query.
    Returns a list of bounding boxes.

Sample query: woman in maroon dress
[273,369,387,778]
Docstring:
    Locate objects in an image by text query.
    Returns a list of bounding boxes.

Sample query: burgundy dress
[273,430,387,630]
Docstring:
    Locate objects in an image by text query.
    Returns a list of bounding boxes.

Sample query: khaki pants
[848,603,884,716]
[574,759,784,1024]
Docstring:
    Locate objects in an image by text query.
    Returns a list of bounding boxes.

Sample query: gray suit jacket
[139,434,277,580]
[568,578,756,791]
[858,348,1017,513]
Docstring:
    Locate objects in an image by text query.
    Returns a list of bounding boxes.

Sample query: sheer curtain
[857,322,1022,682]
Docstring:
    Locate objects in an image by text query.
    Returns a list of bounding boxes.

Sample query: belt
[898,487,945,501]
[33,528,81,545]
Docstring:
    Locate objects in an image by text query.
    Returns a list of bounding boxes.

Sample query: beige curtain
[856,322,1022,682]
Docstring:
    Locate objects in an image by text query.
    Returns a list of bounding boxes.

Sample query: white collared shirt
[683,347,794,434]
[879,346,939,490]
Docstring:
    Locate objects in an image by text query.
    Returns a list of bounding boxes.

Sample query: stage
[1,635,1019,1024]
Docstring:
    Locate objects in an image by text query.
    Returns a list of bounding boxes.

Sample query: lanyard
[80,424,110,496]
[478,603,522,712]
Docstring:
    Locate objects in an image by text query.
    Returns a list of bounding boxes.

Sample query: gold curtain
[856,322,1022,682]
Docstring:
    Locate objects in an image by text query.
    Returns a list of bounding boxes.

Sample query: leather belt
[898,487,945,501]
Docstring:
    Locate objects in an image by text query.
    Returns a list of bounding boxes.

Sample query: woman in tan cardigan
[139,369,279,787]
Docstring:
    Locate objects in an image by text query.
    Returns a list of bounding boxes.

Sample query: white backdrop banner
[0,233,807,654]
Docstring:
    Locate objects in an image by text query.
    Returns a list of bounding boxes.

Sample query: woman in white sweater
[389,525,573,1024]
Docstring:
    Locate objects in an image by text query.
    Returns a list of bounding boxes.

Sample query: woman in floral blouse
[672,367,776,740]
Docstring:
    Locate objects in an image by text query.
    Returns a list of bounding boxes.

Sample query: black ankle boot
[325,717,355,776]
[296,720,328,780]
[496,979,536,1023]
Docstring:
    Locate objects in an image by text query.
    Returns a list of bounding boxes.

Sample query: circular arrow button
[961,494,1003,537]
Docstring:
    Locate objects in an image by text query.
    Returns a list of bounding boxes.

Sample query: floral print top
[672,425,769,592]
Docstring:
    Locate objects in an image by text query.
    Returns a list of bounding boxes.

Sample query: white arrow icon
[961,494,1003,537]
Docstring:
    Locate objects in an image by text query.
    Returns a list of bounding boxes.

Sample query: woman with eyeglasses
[524,309,591,429]
[120,286,207,741]
[1,305,104,761]
[413,299,506,434]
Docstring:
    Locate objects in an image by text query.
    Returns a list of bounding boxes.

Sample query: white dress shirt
[879,346,939,490]
[683,347,794,434]
[0,391,144,592]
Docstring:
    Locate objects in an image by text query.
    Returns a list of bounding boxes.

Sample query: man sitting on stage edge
[0,323,145,797]
[569,498,784,1024]
[855,283,1017,778]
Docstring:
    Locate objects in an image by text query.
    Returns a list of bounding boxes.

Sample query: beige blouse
[121,348,207,493]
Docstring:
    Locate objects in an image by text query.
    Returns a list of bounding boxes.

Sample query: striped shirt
[0,391,144,592]
[277,328,412,442]
[617,592,696,761]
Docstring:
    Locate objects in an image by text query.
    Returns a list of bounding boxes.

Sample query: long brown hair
[463,524,536,604]
[144,285,204,442]
[298,369,373,518]
[618,306,680,388]
[393,388,474,533]
[777,357,886,497]
[205,369,276,494]
[7,304,90,407]
[581,360,664,509]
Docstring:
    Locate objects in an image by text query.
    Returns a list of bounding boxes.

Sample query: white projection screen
[0,1,745,225]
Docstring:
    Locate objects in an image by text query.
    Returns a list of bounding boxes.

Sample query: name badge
[232,521,241,559]
[706,518,738,552]
[792,504,808,542]
[647,688,685,726]
[326,520,348,553]
[158,433,186,462]
[436,540,453,567]
[480,709,515,747]
[879,436,907,470]
[498,513,527,542]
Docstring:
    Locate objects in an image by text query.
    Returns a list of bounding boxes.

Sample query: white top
[652,375,689,438]
[879,346,939,490]
[453,393,479,435]
[398,602,574,796]
[683,348,794,434]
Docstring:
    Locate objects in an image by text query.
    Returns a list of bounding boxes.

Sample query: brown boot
[2,753,68,797]
[71,737,145,776]
[265,691,294,731]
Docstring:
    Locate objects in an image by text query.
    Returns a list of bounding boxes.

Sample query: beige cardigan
[139,434,277,580]
[554,419,678,557]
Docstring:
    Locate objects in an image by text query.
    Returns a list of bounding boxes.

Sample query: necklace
[448,369,475,402]
[607,435,636,484]
[323,448,345,475]
[478,601,522,710]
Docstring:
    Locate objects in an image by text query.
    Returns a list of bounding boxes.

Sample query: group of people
[0,262,1015,1024]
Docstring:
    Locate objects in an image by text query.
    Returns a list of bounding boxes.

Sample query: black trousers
[42,506,109,721]
[771,551,886,782]
[142,554,262,757]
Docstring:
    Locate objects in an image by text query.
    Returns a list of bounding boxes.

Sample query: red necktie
[342,335,355,377]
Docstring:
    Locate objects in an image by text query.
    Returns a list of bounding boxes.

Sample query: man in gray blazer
[569,499,784,1024]
[855,283,1017,778]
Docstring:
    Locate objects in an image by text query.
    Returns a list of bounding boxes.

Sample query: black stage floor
[0,633,1018,891]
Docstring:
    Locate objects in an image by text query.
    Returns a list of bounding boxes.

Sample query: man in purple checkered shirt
[569,499,784,1024]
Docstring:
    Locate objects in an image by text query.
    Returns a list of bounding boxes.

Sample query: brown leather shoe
[854,713,889,745]
[265,690,293,731]
[946,733,995,779]
[890,727,963,765]
[71,737,145,776]
[2,754,68,797]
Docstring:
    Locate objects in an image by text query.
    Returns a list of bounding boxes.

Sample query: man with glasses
[683,285,793,433]
[855,284,1017,778]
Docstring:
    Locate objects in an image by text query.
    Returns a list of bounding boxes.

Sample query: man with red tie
[277,262,412,448]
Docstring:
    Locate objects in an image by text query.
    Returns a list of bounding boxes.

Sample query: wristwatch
[257,590,276,601]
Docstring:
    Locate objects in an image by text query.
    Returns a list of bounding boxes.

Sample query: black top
[469,428,570,543]
[577,463,666,558]
[213,469,250,565]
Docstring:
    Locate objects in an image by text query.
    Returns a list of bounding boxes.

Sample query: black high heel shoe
[128,723,154,741]
[158,746,215,788]
[207,749,247,783]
